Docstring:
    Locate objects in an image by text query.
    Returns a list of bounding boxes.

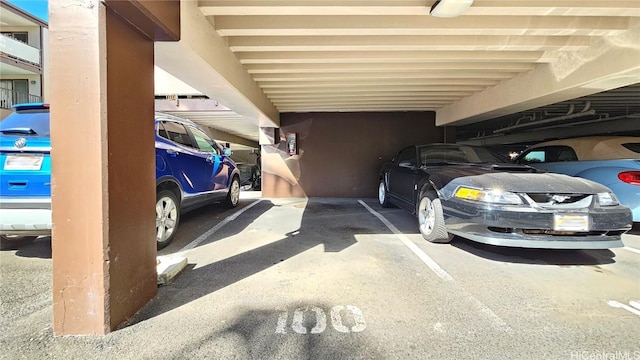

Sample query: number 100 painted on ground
[276,305,366,334]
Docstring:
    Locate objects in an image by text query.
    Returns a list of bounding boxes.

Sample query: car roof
[528,136,640,160]
[154,111,212,131]
[154,111,196,125]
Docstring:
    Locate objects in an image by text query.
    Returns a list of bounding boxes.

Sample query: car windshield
[622,142,640,154]
[0,110,50,137]
[419,145,509,165]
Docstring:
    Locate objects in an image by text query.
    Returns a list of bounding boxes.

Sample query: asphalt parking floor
[1,195,639,359]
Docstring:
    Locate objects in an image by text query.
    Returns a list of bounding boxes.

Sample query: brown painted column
[49,0,179,335]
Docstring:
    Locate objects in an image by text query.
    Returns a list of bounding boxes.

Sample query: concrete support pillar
[49,0,179,335]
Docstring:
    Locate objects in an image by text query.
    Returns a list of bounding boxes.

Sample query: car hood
[430,164,612,199]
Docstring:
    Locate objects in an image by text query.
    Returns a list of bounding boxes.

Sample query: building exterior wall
[0,1,48,116]
[261,111,443,198]
[41,27,50,102]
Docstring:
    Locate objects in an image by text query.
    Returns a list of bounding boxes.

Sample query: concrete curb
[156,255,188,285]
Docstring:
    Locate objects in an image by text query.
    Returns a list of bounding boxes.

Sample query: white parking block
[156,255,188,285]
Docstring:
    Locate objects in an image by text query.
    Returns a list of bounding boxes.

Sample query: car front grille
[524,193,592,209]
[487,227,626,237]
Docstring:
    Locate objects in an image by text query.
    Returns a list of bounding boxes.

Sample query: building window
[0,79,30,109]
[1,31,28,43]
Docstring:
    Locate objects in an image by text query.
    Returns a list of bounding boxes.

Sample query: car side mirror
[223,147,232,156]
[398,160,414,168]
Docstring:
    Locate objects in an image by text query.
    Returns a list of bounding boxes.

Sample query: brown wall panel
[262,112,443,198]
[105,8,157,330]
[104,0,180,41]
[50,1,159,335]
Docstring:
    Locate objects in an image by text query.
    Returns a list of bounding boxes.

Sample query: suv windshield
[0,110,51,137]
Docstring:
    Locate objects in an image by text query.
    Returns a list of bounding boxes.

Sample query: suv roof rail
[12,103,50,111]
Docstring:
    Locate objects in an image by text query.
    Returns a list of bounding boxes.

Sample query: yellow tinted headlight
[454,186,523,205]
[455,187,484,200]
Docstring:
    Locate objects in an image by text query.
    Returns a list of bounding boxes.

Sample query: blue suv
[0,104,240,249]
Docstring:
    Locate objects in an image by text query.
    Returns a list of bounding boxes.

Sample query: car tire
[156,190,180,250]
[378,179,392,208]
[0,235,38,250]
[225,176,240,208]
[417,191,452,243]
[253,176,261,191]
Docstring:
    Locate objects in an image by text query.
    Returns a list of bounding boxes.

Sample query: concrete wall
[50,0,176,334]
[261,111,443,198]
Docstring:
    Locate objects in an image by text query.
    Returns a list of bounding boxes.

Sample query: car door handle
[166,149,179,156]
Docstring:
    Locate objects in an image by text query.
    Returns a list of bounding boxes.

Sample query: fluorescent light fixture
[430,0,474,18]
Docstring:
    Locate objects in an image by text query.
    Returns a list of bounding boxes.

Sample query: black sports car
[378,144,632,249]
[236,162,261,191]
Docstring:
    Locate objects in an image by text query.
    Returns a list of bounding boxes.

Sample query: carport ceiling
[158,1,640,143]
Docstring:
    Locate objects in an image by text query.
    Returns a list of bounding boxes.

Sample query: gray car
[379,143,632,249]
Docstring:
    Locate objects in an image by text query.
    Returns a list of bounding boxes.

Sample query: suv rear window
[622,143,640,154]
[0,110,50,137]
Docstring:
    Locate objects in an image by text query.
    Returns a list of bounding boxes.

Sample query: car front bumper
[442,199,632,249]
[0,198,52,236]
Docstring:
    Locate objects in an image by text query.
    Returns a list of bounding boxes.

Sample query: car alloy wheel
[417,191,452,243]
[378,179,392,207]
[156,190,180,249]
[418,197,436,235]
[225,177,240,208]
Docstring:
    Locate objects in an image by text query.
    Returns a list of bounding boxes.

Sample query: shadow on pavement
[628,222,640,235]
[125,199,372,327]
[0,236,52,258]
[451,237,616,265]
[160,306,382,359]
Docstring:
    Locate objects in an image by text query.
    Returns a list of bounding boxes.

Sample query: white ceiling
[155,0,640,144]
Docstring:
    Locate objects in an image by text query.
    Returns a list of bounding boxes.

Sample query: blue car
[0,104,240,249]
[515,136,640,223]
[154,112,240,248]
[0,104,51,245]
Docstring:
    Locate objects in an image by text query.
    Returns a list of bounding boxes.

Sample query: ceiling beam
[258,79,501,88]
[244,62,535,73]
[214,15,631,37]
[199,1,640,17]
[228,35,592,52]
[236,51,555,64]
[252,72,516,82]
[436,28,640,126]
[155,0,279,127]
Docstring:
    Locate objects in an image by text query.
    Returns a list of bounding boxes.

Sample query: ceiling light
[430,0,474,18]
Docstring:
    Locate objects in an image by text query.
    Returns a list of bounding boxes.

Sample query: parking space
[1,196,639,359]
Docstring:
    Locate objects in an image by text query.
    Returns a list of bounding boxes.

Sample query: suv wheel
[156,190,180,249]
[225,177,240,208]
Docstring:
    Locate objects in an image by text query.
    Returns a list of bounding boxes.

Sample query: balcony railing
[0,87,42,109]
[0,33,41,66]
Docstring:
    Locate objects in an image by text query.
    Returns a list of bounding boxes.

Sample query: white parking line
[358,200,513,333]
[179,199,263,252]
[358,200,453,282]
[622,246,640,255]
[607,300,640,317]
